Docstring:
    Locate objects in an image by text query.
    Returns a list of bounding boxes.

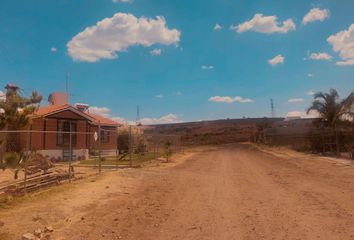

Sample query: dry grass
[0,232,10,240]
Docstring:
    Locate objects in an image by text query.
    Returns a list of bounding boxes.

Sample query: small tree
[0,84,42,170]
[255,119,271,143]
[117,129,130,153]
[135,136,146,155]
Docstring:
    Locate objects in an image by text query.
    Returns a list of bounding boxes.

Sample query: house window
[57,120,77,146]
[100,128,110,143]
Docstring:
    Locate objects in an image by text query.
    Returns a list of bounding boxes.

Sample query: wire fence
[255,128,354,159]
[0,126,182,197]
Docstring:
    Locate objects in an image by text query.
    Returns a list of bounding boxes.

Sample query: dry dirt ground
[1,144,354,240]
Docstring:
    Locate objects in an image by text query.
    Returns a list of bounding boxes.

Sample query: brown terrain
[144,118,283,145]
[1,143,354,240]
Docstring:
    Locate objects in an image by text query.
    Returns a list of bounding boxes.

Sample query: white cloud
[214,24,223,31]
[88,106,111,117]
[327,23,354,66]
[155,94,164,99]
[286,110,319,118]
[302,8,330,25]
[89,106,127,124]
[0,91,5,101]
[337,59,354,66]
[51,47,57,53]
[88,106,182,125]
[286,111,304,118]
[268,54,284,66]
[307,91,315,96]
[140,113,183,125]
[208,96,254,103]
[173,91,182,96]
[150,48,162,56]
[111,116,127,124]
[308,73,314,77]
[67,13,181,62]
[112,0,132,3]
[288,98,304,103]
[231,13,296,34]
[309,52,332,61]
[113,113,182,125]
[201,65,214,70]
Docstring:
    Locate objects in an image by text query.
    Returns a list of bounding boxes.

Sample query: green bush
[117,131,129,153]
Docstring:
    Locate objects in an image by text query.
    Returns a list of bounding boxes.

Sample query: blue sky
[0,0,353,124]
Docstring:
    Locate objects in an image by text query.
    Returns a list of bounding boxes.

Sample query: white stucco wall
[37,149,89,160]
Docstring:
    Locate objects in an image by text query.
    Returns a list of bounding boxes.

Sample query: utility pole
[270,98,275,118]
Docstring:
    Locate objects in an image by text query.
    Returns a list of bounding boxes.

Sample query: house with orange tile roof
[20,92,120,160]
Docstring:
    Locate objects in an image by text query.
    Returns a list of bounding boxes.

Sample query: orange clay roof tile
[33,104,70,116]
[33,104,120,126]
[86,112,120,126]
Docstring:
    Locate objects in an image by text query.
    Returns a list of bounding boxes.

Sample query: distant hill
[143,118,284,145]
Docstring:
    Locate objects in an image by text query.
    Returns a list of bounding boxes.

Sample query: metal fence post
[116,128,119,170]
[154,141,157,160]
[181,137,184,154]
[335,124,340,158]
[69,122,72,181]
[24,125,31,194]
[129,125,132,168]
[98,122,102,175]
[116,149,118,170]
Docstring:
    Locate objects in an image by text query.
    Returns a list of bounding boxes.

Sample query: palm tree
[307,88,354,128]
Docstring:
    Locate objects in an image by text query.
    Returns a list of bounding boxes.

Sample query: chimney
[5,83,19,91]
[48,92,69,106]
[75,103,89,112]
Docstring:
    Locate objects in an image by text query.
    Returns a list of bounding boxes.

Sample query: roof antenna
[66,72,70,93]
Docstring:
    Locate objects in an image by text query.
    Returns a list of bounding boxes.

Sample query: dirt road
[1,144,354,240]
